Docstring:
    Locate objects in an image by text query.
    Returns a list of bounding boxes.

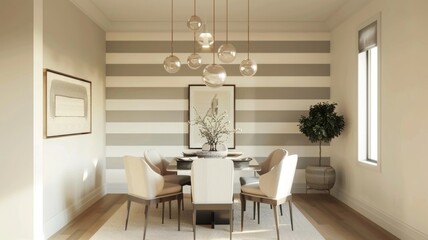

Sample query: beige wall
[0,0,43,238]
[43,0,106,237]
[104,32,331,193]
[331,0,428,238]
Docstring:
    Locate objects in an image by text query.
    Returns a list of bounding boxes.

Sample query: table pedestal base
[196,210,230,228]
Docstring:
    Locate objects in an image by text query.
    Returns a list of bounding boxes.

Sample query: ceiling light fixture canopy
[202,0,226,88]
[240,0,257,76]
[163,0,181,73]
[217,0,236,63]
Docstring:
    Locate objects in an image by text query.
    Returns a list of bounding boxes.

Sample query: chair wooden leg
[177,196,182,231]
[143,204,149,240]
[257,202,260,224]
[169,200,172,219]
[193,207,196,240]
[252,202,256,220]
[162,201,165,224]
[273,205,280,240]
[288,200,294,231]
[240,194,245,232]
[230,205,233,240]
[182,197,185,210]
[125,200,131,230]
[280,204,283,216]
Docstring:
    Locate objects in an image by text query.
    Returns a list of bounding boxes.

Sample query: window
[358,19,380,165]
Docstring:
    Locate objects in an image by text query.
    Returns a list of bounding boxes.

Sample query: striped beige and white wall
[105,32,331,193]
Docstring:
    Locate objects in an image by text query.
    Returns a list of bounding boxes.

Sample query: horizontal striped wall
[105,32,331,192]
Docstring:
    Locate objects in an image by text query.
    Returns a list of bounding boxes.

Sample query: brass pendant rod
[171,0,174,55]
[247,0,250,59]
[193,0,196,54]
[213,0,216,64]
[226,0,229,43]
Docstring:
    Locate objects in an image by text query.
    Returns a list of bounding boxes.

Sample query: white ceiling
[70,0,372,32]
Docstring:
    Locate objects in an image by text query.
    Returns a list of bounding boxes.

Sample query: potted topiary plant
[298,102,345,192]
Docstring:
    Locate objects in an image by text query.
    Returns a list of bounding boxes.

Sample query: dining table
[165,151,261,227]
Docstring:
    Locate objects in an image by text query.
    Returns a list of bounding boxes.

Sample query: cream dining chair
[240,154,298,240]
[144,149,191,219]
[191,158,234,240]
[239,149,288,222]
[123,156,183,240]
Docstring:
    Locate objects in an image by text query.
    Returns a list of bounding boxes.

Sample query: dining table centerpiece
[190,95,239,158]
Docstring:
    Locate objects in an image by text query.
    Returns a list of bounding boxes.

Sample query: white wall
[43,0,106,237]
[330,0,428,239]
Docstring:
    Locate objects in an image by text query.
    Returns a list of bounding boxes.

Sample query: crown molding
[69,0,112,30]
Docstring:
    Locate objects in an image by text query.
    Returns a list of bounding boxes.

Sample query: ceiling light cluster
[163,0,257,88]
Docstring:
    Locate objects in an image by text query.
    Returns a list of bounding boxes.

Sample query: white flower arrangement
[191,107,241,151]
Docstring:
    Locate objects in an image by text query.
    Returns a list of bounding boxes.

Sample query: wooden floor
[49,193,399,240]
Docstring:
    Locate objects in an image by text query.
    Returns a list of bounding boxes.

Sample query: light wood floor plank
[49,193,399,240]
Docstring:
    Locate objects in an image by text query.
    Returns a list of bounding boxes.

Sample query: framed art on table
[45,69,92,138]
[188,84,236,149]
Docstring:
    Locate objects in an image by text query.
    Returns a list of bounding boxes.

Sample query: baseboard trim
[107,183,127,193]
[292,183,307,194]
[332,188,428,240]
[44,185,106,238]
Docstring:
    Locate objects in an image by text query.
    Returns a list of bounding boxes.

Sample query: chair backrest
[259,154,298,199]
[258,149,288,175]
[144,149,169,175]
[123,156,164,199]
[191,158,234,204]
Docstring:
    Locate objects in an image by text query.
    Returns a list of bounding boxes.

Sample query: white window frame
[357,14,382,171]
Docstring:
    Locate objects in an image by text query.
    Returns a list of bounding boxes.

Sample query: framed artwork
[188,84,236,149]
[45,69,92,138]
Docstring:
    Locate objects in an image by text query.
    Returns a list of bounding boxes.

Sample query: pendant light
[202,0,227,88]
[188,32,203,69]
[217,0,236,63]
[240,0,257,76]
[198,23,214,49]
[187,0,202,69]
[163,0,181,73]
[186,0,202,31]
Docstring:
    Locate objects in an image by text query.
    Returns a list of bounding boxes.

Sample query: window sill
[357,159,381,172]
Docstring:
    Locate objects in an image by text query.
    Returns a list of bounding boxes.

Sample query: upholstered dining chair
[240,154,298,240]
[239,149,288,223]
[191,158,234,240]
[144,149,191,217]
[123,156,183,240]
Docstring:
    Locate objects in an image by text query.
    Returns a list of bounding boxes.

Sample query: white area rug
[91,197,324,240]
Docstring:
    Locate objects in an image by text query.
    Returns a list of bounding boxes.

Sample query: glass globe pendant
[187,53,202,70]
[164,0,180,73]
[164,55,181,73]
[240,58,257,76]
[218,43,236,63]
[187,15,202,31]
[202,0,226,88]
[217,0,237,63]
[203,64,227,88]
[198,25,214,49]
[240,0,257,77]
[187,0,202,31]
